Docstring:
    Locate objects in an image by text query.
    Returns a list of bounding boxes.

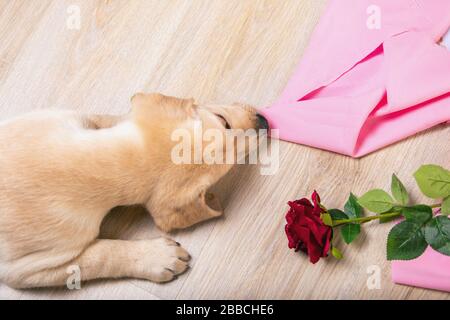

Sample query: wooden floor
[0,0,449,300]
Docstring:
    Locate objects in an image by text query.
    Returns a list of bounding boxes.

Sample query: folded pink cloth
[392,246,450,292]
[261,0,450,157]
[260,0,450,292]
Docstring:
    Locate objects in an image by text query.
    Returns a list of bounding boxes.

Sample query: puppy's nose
[256,114,269,130]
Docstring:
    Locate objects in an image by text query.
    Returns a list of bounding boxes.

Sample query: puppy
[0,93,267,288]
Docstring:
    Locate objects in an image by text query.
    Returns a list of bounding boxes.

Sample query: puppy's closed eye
[214,113,231,129]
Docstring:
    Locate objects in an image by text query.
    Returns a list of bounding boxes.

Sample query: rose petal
[298,216,323,243]
[288,199,314,211]
[306,234,323,264]
[322,228,333,256]
[285,224,299,249]
[285,208,297,225]
[292,225,310,243]
[312,190,321,207]
[305,208,324,224]
[312,204,325,217]
[305,217,331,247]
[287,202,306,217]
[293,198,313,208]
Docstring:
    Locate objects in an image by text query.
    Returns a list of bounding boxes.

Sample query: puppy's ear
[152,191,223,232]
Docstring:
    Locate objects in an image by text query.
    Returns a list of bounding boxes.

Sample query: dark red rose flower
[285,191,332,264]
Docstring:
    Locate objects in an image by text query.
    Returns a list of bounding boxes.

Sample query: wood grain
[0,0,449,300]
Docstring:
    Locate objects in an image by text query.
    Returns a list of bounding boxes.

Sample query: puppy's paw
[135,238,191,283]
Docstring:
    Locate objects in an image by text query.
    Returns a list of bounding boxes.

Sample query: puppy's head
[131,93,270,231]
[131,92,268,166]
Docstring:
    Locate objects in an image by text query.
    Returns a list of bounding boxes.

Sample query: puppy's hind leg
[7,238,190,289]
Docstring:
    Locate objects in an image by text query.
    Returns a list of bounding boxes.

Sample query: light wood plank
[16,281,160,300]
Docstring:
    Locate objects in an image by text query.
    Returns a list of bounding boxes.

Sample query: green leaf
[331,247,343,260]
[358,189,394,213]
[328,209,361,244]
[391,174,409,206]
[341,223,361,244]
[401,205,433,225]
[344,193,363,218]
[414,165,450,199]
[320,213,333,227]
[386,221,428,260]
[442,196,450,215]
[423,216,450,256]
[328,209,348,221]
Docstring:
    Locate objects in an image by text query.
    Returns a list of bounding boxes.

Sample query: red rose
[285,191,332,264]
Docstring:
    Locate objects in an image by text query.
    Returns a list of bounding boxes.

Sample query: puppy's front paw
[135,238,191,283]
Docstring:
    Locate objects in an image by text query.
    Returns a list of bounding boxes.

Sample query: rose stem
[333,213,400,226]
[332,203,441,227]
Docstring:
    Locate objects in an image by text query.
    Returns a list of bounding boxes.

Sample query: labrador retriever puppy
[0,93,267,288]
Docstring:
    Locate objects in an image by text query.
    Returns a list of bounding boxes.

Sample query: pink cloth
[392,247,450,292]
[260,0,450,157]
[260,0,450,292]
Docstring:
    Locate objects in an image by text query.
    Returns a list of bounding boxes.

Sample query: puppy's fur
[0,93,259,288]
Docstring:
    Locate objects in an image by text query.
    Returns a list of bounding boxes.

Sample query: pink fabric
[392,247,450,292]
[443,29,450,49]
[260,0,450,157]
[260,0,450,292]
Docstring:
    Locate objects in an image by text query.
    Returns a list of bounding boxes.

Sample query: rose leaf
[423,216,450,256]
[442,196,450,215]
[341,223,361,244]
[401,205,433,225]
[391,174,409,206]
[328,209,348,221]
[331,247,343,260]
[387,221,428,260]
[414,164,450,199]
[358,189,394,213]
[344,193,363,218]
[320,213,333,227]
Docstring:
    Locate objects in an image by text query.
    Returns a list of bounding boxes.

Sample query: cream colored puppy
[0,93,265,288]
